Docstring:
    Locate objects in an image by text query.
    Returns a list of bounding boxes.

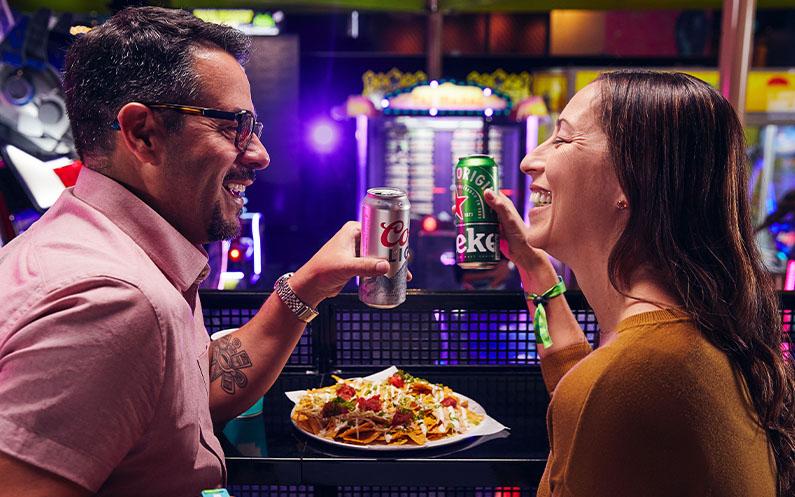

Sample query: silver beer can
[359,187,410,308]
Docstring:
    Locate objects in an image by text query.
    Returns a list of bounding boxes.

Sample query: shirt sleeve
[540,341,591,394]
[0,277,165,492]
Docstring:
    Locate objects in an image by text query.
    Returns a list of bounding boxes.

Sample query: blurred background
[2,0,795,291]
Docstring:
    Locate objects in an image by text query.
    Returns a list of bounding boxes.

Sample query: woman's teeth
[225,183,246,197]
[530,190,552,207]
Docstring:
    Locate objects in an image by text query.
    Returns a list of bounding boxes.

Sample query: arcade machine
[744,71,795,288]
[344,75,547,290]
[0,9,80,247]
[215,211,265,290]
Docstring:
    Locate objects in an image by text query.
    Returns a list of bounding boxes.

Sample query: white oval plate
[290,394,502,451]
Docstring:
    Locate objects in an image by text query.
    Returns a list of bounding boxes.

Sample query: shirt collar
[72,166,209,292]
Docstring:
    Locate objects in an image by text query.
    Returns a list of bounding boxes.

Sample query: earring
[616,200,628,210]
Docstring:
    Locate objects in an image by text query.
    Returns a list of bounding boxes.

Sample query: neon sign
[382,80,511,117]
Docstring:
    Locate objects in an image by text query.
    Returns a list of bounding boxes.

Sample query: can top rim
[457,154,496,163]
[367,187,407,198]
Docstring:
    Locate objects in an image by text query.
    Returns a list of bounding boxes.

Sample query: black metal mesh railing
[225,486,536,497]
[201,292,315,368]
[200,290,795,371]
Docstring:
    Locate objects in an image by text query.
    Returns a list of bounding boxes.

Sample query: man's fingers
[343,220,362,234]
[350,257,390,277]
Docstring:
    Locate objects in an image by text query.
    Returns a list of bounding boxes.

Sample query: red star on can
[453,194,467,220]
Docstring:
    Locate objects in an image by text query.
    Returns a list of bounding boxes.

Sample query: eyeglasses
[112,103,263,153]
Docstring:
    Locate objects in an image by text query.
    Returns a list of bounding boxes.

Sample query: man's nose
[239,134,270,171]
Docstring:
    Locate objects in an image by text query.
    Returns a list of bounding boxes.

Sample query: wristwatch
[274,272,319,323]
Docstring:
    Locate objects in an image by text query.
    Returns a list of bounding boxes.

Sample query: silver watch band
[274,272,319,323]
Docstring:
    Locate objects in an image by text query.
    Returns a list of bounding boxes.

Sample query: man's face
[156,47,269,244]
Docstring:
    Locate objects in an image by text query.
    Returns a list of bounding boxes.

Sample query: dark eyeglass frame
[111,103,263,152]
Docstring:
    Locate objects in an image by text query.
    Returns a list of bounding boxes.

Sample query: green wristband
[525,276,566,349]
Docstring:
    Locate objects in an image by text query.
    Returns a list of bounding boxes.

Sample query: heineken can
[359,187,410,308]
[453,154,500,269]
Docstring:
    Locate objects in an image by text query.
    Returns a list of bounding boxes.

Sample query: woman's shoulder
[568,317,747,421]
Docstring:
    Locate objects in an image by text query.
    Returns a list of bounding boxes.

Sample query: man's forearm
[207,291,309,422]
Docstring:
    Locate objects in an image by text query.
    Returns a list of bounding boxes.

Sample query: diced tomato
[336,384,356,400]
[388,374,405,388]
[441,396,457,407]
[356,394,382,412]
[410,382,432,395]
[391,410,413,427]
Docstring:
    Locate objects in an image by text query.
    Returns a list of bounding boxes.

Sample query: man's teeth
[225,183,246,196]
[530,190,552,207]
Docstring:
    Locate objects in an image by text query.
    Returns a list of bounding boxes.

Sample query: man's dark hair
[63,6,250,166]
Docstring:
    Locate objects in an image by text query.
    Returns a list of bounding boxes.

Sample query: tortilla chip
[407,430,427,445]
[342,430,381,444]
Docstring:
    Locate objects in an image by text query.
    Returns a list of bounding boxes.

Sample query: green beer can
[453,154,500,269]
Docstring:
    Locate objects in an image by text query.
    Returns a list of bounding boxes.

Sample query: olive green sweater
[536,309,777,497]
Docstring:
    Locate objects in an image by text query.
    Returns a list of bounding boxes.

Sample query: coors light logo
[379,220,409,276]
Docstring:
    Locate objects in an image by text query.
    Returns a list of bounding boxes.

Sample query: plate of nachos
[286,366,508,450]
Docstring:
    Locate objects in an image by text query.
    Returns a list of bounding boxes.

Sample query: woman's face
[521,83,626,264]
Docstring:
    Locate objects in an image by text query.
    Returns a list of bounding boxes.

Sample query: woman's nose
[520,144,547,176]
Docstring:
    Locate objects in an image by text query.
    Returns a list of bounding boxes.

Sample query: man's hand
[288,221,390,306]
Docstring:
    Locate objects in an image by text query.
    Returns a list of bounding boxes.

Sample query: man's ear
[115,103,165,165]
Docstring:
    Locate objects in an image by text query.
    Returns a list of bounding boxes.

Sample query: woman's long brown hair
[597,70,795,496]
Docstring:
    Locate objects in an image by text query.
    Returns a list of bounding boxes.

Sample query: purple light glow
[308,120,339,153]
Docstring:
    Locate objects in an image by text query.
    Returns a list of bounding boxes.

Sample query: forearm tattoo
[210,335,253,395]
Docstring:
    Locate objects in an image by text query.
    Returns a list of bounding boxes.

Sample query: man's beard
[208,201,241,241]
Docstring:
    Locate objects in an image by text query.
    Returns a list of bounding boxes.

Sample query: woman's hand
[483,188,548,273]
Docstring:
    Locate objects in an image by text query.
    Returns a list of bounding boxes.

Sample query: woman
[484,70,794,496]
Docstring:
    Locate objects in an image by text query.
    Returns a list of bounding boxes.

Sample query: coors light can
[359,187,410,308]
[454,154,500,269]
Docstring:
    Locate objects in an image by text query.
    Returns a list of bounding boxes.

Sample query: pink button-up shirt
[0,167,225,496]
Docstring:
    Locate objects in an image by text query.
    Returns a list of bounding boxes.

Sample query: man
[0,7,390,496]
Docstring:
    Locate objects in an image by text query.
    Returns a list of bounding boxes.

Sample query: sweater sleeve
[540,341,591,394]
